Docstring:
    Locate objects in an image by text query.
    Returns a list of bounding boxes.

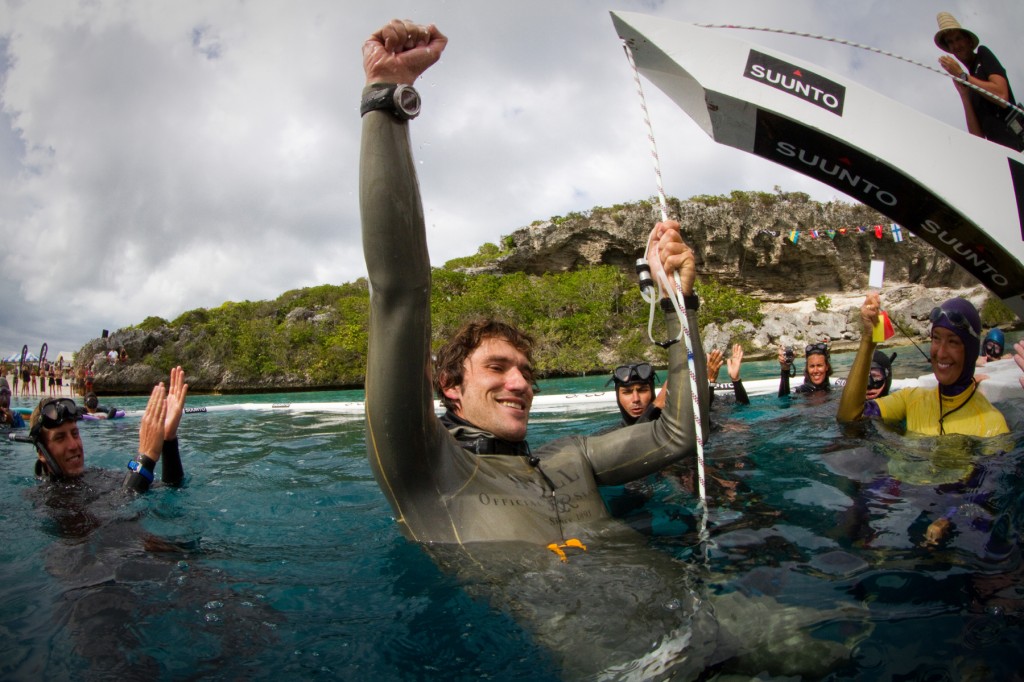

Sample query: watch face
[396,86,421,117]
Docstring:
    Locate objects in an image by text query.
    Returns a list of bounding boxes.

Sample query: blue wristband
[127,459,154,482]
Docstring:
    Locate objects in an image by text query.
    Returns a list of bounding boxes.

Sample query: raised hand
[164,366,189,441]
[706,349,724,383]
[138,383,168,461]
[727,344,744,382]
[860,292,881,338]
[1014,340,1024,391]
[363,19,448,85]
[649,220,696,296]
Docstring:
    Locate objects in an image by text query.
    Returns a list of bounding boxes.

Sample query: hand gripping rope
[622,41,709,542]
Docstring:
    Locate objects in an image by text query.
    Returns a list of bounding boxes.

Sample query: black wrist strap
[360,84,395,116]
[360,83,420,120]
[660,294,698,312]
[124,454,158,493]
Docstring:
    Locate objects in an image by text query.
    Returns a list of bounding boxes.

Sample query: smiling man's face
[443,337,535,442]
[39,421,85,477]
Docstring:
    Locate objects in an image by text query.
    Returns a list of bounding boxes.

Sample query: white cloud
[0,0,1018,354]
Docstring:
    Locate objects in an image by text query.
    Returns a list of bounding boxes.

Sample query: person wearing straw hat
[934,11,1023,151]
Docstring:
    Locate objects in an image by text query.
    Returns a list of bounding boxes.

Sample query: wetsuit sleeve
[161,438,184,487]
[634,403,662,424]
[872,391,906,423]
[837,334,876,422]
[360,105,448,533]
[733,378,750,405]
[123,455,157,493]
[778,367,791,397]
[584,306,709,485]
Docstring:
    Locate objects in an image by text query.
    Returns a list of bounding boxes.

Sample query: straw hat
[934,12,979,52]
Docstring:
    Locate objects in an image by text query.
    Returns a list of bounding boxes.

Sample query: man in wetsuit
[608,362,663,427]
[838,293,1008,437]
[359,19,708,546]
[79,391,120,420]
[30,366,188,492]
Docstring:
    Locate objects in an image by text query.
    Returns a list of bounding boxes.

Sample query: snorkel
[13,420,65,479]
[30,435,64,479]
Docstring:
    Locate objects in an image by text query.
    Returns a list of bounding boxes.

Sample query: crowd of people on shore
[0,345,130,401]
[0,361,97,399]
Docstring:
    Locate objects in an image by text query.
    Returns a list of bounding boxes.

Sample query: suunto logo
[745,50,846,115]
[775,141,896,206]
[919,218,1010,288]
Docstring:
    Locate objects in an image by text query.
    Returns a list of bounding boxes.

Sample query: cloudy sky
[0,0,1019,356]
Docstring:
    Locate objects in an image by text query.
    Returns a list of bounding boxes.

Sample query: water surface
[1,352,1021,679]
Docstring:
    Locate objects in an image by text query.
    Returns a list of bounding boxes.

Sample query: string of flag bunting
[763,222,908,244]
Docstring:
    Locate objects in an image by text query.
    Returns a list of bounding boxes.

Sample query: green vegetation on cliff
[89,191,1015,393]
[128,263,761,387]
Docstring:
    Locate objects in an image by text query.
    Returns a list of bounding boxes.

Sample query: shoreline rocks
[79,282,1000,396]
[702,283,993,360]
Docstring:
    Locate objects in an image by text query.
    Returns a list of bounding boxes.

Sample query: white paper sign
[869,260,885,289]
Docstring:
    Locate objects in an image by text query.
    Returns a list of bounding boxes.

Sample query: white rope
[622,43,672,221]
[694,23,1024,115]
[622,42,709,541]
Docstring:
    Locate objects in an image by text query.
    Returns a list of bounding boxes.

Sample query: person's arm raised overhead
[160,366,188,486]
[837,293,879,423]
[124,382,168,493]
[359,20,449,536]
[586,221,709,484]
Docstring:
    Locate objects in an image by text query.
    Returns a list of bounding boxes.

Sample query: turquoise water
[1,351,1022,679]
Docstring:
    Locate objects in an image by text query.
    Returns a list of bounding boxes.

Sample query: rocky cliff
[490,192,974,301]
[76,193,1008,394]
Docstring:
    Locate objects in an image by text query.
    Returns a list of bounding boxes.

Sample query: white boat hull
[121,361,1018,418]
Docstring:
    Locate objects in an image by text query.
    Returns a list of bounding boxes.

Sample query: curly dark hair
[434,318,535,412]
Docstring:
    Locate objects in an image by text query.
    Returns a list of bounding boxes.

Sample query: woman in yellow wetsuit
[838,292,1007,437]
[836,295,1016,549]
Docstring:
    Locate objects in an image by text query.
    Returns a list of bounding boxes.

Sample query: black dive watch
[360,83,421,120]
